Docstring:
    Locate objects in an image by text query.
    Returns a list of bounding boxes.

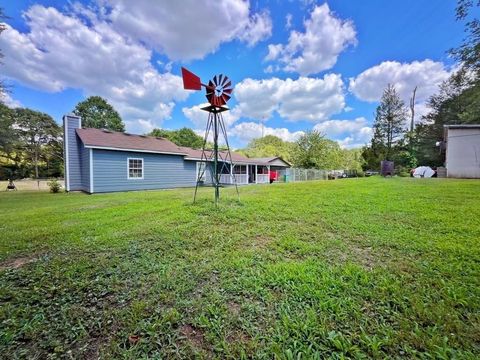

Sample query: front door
[248,165,256,183]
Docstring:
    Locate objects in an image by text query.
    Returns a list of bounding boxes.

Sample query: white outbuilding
[444,125,480,178]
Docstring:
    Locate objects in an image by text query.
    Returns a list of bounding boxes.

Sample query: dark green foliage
[371,84,407,161]
[149,127,204,148]
[73,96,125,132]
[450,0,480,75]
[15,108,61,179]
[411,69,480,167]
[0,179,479,358]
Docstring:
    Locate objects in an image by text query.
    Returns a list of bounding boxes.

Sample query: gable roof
[249,156,291,167]
[76,128,188,155]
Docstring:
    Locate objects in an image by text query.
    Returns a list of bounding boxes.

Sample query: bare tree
[409,86,417,132]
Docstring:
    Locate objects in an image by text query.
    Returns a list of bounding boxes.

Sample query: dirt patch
[179,324,206,348]
[226,330,251,344]
[0,255,38,271]
[227,301,241,316]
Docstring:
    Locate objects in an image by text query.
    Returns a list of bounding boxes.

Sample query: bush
[47,179,62,193]
[357,170,365,177]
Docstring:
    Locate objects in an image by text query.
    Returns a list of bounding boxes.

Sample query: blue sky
[0,0,465,148]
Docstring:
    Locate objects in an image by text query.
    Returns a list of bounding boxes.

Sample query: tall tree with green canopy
[15,108,61,179]
[73,96,125,132]
[371,84,407,161]
[149,127,204,148]
[239,135,295,163]
[292,130,344,169]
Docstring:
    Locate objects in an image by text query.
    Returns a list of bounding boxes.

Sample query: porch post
[255,165,258,184]
[268,165,270,182]
[246,164,249,184]
[230,163,233,184]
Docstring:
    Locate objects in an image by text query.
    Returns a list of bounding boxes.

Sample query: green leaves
[73,96,125,132]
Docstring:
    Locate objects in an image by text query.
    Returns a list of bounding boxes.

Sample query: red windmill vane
[181,67,239,205]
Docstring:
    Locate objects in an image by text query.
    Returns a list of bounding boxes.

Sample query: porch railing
[256,174,269,183]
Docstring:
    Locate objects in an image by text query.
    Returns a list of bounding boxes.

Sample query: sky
[0,0,466,149]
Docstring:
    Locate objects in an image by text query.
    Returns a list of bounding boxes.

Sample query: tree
[15,108,61,179]
[73,96,125,132]
[149,127,204,148]
[0,103,16,154]
[292,130,344,169]
[451,0,480,75]
[371,84,407,161]
[239,135,295,163]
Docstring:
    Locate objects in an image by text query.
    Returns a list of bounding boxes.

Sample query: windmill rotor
[181,67,233,108]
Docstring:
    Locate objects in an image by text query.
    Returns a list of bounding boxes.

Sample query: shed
[444,124,480,178]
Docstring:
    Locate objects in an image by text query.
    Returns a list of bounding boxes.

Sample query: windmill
[181,67,239,205]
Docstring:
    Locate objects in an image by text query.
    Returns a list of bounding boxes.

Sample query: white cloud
[234,74,345,122]
[265,4,357,75]
[313,117,373,149]
[0,5,188,131]
[349,60,452,103]
[349,59,452,124]
[182,104,240,129]
[0,92,22,108]
[237,10,272,47]
[99,0,272,60]
[229,121,304,143]
[285,13,293,30]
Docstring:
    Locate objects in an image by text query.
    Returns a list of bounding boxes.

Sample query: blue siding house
[63,115,290,193]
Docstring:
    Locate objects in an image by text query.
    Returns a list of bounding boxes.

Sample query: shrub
[47,179,62,193]
[357,170,365,177]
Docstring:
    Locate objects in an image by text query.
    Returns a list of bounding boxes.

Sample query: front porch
[218,164,270,185]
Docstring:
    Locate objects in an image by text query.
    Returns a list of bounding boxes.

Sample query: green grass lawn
[1,178,479,359]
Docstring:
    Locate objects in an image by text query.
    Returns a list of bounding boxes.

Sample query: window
[233,165,247,174]
[128,158,143,179]
[196,162,206,182]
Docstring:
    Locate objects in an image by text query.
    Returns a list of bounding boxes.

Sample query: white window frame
[196,161,207,182]
[127,157,144,180]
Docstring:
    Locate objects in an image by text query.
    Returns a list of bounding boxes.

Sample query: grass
[0,177,479,359]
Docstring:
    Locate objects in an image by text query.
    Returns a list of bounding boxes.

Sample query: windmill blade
[221,94,231,103]
[223,88,232,95]
[218,74,223,85]
[213,75,218,85]
[223,80,231,89]
[181,67,202,90]
[221,75,229,86]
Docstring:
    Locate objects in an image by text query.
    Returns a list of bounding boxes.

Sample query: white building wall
[446,128,480,178]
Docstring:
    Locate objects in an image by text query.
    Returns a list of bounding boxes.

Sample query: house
[444,124,480,178]
[63,114,290,193]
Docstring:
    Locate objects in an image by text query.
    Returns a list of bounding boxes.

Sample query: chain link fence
[275,168,358,183]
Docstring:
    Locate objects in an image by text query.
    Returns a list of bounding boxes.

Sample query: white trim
[84,145,186,156]
[127,157,144,180]
[89,148,93,193]
[64,116,70,191]
[196,161,206,182]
